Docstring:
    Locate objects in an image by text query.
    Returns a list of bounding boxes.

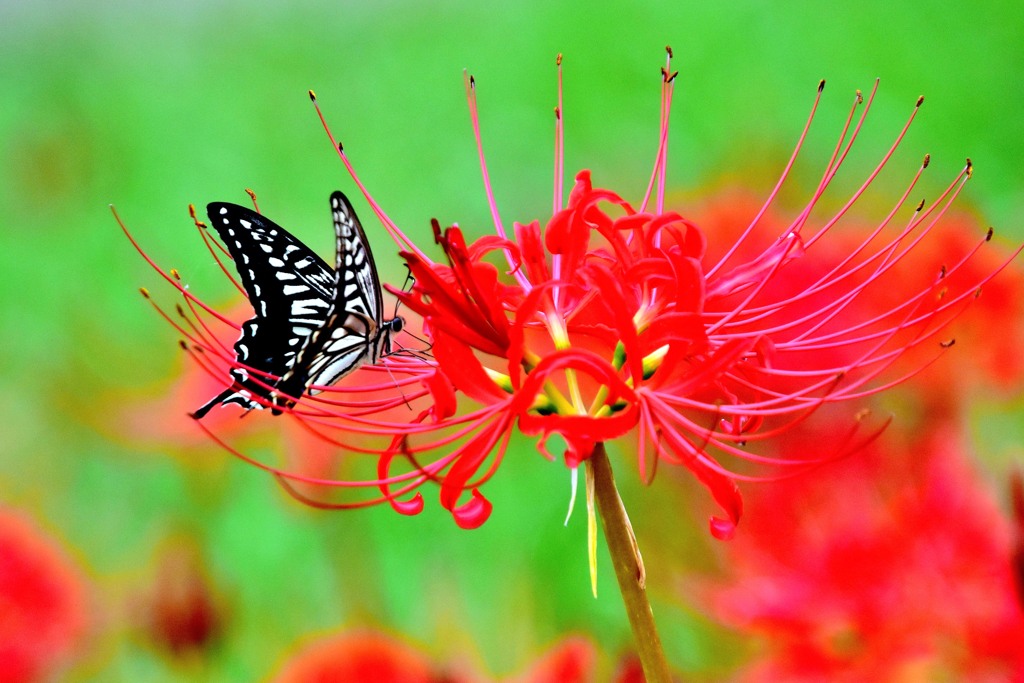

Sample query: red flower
[379,70,1015,535]
[1012,469,1024,611]
[132,539,223,658]
[696,422,1024,680]
[270,630,639,682]
[506,636,596,683]
[0,508,88,683]
[271,630,456,683]
[123,52,1018,536]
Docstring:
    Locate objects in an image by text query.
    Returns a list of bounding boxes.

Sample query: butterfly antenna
[245,188,261,213]
[389,265,416,320]
[388,340,434,364]
[402,330,434,355]
[401,264,416,293]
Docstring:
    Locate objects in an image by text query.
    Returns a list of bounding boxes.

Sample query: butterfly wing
[192,202,333,417]
[330,191,383,325]
[278,192,385,398]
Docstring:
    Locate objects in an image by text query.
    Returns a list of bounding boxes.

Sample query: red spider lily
[361,59,1016,535]
[122,50,1018,537]
[695,421,1024,681]
[0,508,88,683]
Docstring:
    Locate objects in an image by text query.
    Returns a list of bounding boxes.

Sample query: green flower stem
[590,442,672,682]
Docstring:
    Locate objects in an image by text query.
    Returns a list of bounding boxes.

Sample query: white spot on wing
[291,299,323,317]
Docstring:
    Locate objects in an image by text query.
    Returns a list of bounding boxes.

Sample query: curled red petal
[450,489,493,529]
[439,417,513,524]
[466,233,521,263]
[390,492,425,517]
[514,220,550,283]
[710,516,737,541]
[422,369,457,421]
[566,169,594,207]
[647,212,707,260]
[378,444,426,517]
[600,212,649,266]
[696,465,743,540]
[662,250,707,312]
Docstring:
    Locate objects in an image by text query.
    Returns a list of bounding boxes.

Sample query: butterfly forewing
[193,203,333,416]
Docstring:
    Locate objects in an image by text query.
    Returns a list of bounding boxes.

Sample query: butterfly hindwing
[331,191,383,324]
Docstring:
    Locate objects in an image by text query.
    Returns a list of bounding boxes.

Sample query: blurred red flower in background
[271,629,646,682]
[505,636,596,683]
[271,630,450,683]
[696,422,1024,681]
[131,538,223,659]
[116,300,347,501]
[687,185,1024,409]
[1012,469,1024,611]
[0,508,88,683]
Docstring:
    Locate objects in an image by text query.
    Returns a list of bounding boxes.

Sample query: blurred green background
[2,0,1021,680]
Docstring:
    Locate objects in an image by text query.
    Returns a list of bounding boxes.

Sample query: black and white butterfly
[192,191,403,419]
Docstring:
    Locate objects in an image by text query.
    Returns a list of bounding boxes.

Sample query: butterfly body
[192,192,400,418]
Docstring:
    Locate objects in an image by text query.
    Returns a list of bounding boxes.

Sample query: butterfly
[192,191,403,418]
